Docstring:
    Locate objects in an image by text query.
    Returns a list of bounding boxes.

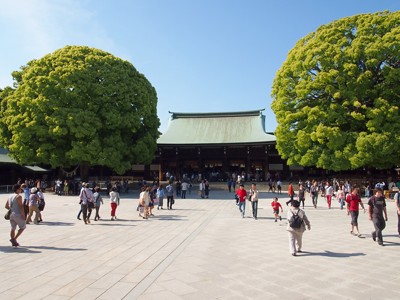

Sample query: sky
[1,0,400,133]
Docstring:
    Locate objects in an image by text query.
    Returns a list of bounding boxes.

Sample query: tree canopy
[0,45,160,174]
[271,11,400,171]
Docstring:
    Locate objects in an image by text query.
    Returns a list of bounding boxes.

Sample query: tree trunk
[80,162,90,182]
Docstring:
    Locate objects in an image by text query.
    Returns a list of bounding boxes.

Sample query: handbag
[88,201,95,209]
[4,209,11,220]
[4,196,13,220]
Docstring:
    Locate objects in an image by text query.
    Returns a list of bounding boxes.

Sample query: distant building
[152,109,290,181]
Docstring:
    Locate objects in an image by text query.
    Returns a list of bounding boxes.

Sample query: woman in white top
[109,186,120,220]
[139,186,151,219]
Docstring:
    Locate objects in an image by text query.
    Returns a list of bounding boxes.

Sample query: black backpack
[289,210,303,228]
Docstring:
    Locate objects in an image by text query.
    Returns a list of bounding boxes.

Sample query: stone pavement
[1,187,400,300]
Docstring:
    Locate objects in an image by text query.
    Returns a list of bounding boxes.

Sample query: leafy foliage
[0,46,160,174]
[271,11,400,171]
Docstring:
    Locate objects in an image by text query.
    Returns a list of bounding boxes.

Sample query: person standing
[395,191,400,238]
[93,187,103,221]
[63,179,69,196]
[5,184,26,247]
[199,180,205,198]
[286,200,311,256]
[55,178,62,196]
[181,181,189,199]
[368,188,388,246]
[21,183,30,217]
[346,187,366,237]
[156,184,165,210]
[166,182,174,210]
[109,186,120,220]
[249,183,259,220]
[337,186,345,210]
[236,184,247,218]
[277,180,282,194]
[204,180,210,199]
[227,178,232,192]
[286,182,295,206]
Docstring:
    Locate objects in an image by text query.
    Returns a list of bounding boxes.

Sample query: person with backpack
[368,188,388,246]
[286,200,311,256]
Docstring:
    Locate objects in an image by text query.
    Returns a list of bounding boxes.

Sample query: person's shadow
[298,251,366,257]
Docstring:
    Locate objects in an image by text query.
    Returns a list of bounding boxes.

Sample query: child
[271,197,283,222]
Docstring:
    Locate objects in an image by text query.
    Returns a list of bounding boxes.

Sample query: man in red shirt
[346,187,366,237]
[236,184,247,218]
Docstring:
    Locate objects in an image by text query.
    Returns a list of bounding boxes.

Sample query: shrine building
[153,109,291,181]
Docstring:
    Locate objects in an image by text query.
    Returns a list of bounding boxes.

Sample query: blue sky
[1,0,399,133]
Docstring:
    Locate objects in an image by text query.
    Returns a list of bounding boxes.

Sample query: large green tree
[0,45,160,175]
[271,11,400,171]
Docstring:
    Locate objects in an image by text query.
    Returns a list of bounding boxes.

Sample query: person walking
[286,182,295,206]
[310,181,319,208]
[93,187,103,221]
[297,184,306,209]
[286,200,311,256]
[79,183,94,224]
[26,188,41,225]
[368,188,388,246]
[5,184,26,247]
[249,183,259,220]
[395,191,400,238]
[346,187,366,237]
[325,182,334,209]
[236,184,247,218]
[109,186,120,220]
[271,197,283,222]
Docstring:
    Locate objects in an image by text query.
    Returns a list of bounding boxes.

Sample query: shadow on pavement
[299,251,366,257]
[35,221,74,226]
[0,245,87,253]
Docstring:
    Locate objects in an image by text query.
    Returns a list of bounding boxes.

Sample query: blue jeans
[372,217,386,244]
[238,201,245,217]
[251,201,258,219]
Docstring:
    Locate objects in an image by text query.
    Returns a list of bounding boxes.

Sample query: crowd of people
[232,178,398,255]
[4,176,400,254]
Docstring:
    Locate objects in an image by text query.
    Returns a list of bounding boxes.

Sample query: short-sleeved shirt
[368,196,386,219]
[346,193,361,211]
[236,189,247,202]
[271,201,282,211]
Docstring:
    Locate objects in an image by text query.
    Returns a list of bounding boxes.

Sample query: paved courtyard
[1,186,400,299]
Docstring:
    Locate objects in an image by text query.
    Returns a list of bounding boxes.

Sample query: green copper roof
[158,110,276,145]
